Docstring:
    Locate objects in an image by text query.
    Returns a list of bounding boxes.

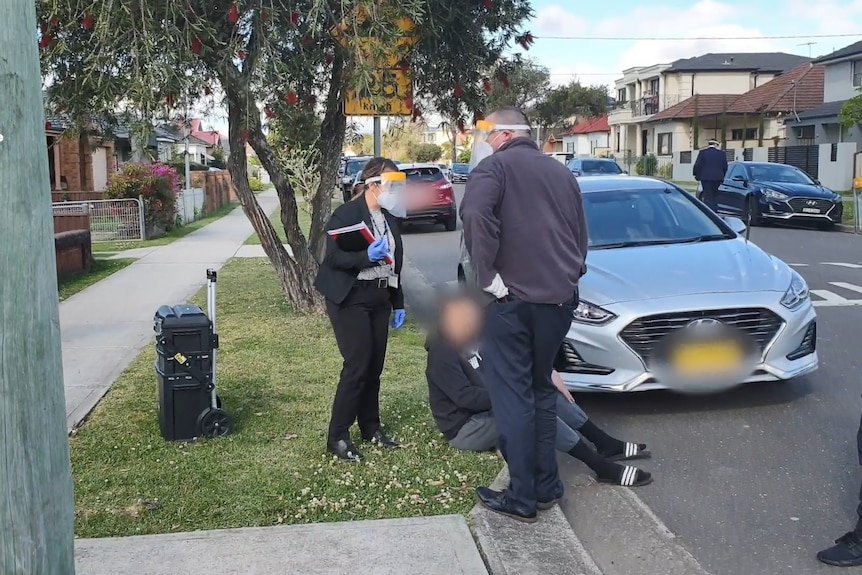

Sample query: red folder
[327,222,394,265]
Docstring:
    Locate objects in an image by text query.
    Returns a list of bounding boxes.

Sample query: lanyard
[371,214,390,239]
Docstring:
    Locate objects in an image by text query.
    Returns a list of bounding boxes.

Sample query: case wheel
[198,407,232,438]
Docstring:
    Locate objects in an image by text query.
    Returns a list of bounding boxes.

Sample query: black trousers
[480,295,576,511]
[700,180,721,212]
[325,285,392,443]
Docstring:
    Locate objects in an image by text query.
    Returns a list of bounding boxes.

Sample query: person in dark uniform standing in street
[817,417,862,567]
[460,108,588,523]
[315,158,407,462]
[693,139,728,212]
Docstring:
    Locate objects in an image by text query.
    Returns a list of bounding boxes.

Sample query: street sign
[853,177,862,189]
[344,68,413,116]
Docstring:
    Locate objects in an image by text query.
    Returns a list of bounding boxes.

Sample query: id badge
[468,356,479,370]
[388,275,399,288]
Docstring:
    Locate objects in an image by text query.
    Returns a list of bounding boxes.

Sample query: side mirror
[571,169,581,176]
[731,175,747,184]
[723,216,747,235]
[814,179,821,185]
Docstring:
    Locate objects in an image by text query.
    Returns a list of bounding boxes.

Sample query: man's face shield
[469,119,531,170]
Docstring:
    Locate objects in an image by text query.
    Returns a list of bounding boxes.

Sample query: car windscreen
[346,160,367,175]
[583,187,731,249]
[452,164,469,173]
[748,164,815,185]
[581,160,623,174]
[402,167,444,182]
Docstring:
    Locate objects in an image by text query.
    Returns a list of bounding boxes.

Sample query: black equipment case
[153,269,232,441]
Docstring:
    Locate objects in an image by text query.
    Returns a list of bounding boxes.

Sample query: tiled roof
[725,63,824,114]
[667,52,810,73]
[648,94,740,122]
[815,40,862,64]
[564,115,610,135]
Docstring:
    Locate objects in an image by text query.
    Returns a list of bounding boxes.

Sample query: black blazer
[314,196,404,309]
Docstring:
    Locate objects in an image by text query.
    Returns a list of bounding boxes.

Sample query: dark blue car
[567,158,626,177]
[708,161,844,229]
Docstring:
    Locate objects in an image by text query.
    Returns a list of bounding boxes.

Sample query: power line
[534,32,862,41]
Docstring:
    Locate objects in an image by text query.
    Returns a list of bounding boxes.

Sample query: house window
[615,130,621,152]
[730,128,758,140]
[616,88,627,103]
[854,59,862,87]
[797,125,815,142]
[657,132,673,155]
[566,141,575,153]
[648,78,659,95]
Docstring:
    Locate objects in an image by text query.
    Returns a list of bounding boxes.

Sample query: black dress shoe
[366,429,399,449]
[818,532,862,566]
[475,487,537,523]
[537,497,560,511]
[327,439,364,462]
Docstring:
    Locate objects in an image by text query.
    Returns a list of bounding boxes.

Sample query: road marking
[812,298,862,307]
[823,262,862,269]
[810,289,852,305]
[830,282,862,294]
[788,263,809,267]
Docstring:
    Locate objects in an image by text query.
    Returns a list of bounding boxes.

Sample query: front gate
[767,145,820,179]
[52,198,145,242]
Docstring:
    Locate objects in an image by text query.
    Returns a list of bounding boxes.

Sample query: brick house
[45,118,116,193]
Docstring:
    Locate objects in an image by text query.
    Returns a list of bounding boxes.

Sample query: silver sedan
[458,176,817,393]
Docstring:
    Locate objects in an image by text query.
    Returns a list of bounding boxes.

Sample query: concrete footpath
[62,190,279,431]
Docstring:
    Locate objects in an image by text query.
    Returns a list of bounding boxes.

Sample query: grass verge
[58,258,136,302]
[245,199,342,245]
[70,258,499,538]
[92,202,238,253]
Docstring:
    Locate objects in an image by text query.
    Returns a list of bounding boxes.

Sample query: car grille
[788,198,833,213]
[619,308,784,365]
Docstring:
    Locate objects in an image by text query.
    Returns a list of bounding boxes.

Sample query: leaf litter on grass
[71,258,500,538]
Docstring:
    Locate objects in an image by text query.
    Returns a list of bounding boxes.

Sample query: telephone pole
[0,1,76,573]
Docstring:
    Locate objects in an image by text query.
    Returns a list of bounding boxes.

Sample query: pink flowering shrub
[105,163,180,235]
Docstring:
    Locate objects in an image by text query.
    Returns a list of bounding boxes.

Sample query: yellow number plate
[670,341,743,376]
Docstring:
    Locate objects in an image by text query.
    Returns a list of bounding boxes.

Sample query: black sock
[567,441,622,480]
[578,420,624,456]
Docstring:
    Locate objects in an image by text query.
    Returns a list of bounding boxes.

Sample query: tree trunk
[0,2,76,572]
[309,55,348,262]
[223,83,322,313]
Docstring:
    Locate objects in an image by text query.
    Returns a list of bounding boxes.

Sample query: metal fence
[617,153,674,179]
[768,145,820,179]
[52,198,145,242]
[176,187,205,225]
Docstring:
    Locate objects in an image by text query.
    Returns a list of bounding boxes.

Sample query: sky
[203,0,862,135]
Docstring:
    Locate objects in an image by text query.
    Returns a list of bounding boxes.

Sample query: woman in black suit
[314,157,406,461]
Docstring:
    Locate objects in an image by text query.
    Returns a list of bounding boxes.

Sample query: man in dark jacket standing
[693,139,728,212]
[817,418,862,567]
[460,107,588,523]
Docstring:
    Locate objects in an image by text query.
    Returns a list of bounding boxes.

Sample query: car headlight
[762,188,788,201]
[572,300,617,325]
[780,270,809,309]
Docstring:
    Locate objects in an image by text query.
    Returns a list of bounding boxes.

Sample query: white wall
[823,60,859,102]
[92,147,109,191]
[662,71,777,100]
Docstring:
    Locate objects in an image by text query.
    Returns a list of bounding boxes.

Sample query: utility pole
[0,1,76,573]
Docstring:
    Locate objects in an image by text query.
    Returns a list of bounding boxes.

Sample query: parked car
[706,161,844,230]
[339,156,372,202]
[399,163,457,231]
[437,164,452,181]
[567,158,626,177]
[547,152,574,164]
[458,175,817,393]
[450,163,470,183]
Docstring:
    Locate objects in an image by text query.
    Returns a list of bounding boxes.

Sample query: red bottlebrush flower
[515,32,535,51]
[290,11,301,25]
[324,53,334,64]
[237,50,246,60]
[49,16,58,28]
[402,96,414,111]
[482,0,492,9]
[482,77,492,93]
[285,91,298,105]
[453,84,463,98]
[301,35,314,46]
[81,14,94,30]
[191,37,202,54]
[227,3,239,24]
[473,110,485,124]
[264,106,275,118]
[261,10,269,21]
[39,35,52,49]
[45,122,51,131]
[496,70,510,88]
[39,20,48,33]
[165,94,175,107]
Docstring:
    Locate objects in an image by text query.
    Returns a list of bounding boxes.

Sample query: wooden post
[0,1,76,573]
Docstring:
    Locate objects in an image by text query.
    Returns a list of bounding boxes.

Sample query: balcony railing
[610,94,683,118]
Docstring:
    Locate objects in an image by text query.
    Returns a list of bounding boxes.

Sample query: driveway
[403,188,862,574]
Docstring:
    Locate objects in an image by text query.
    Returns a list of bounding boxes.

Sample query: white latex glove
[483,273,509,299]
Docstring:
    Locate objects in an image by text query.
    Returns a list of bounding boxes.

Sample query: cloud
[531,4,587,38]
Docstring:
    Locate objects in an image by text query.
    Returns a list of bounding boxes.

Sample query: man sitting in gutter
[425,290,653,488]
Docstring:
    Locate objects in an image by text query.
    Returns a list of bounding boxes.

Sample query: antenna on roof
[797,42,816,58]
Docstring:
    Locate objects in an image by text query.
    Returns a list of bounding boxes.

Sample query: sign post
[853,177,862,232]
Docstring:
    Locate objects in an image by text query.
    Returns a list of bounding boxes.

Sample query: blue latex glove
[367,237,389,262]
[392,309,406,329]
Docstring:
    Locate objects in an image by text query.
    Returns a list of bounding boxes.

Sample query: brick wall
[190,171,235,213]
[53,213,90,234]
[53,135,113,192]
[55,230,93,281]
